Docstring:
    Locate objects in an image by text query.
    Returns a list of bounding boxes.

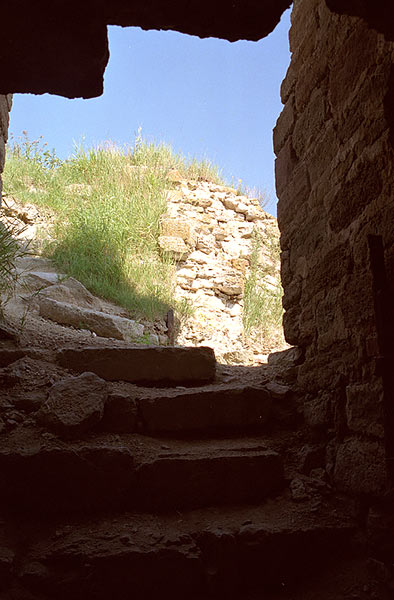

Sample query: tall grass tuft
[0,220,29,318]
[242,230,284,342]
[3,132,224,320]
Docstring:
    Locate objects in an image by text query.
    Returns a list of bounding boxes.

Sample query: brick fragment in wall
[0,136,5,173]
[282,276,302,310]
[293,49,328,114]
[288,5,318,60]
[273,96,295,155]
[305,123,338,185]
[292,88,330,159]
[334,438,387,497]
[282,306,301,347]
[345,381,385,438]
[328,23,378,113]
[303,241,353,303]
[337,65,389,147]
[274,138,297,197]
[0,96,10,141]
[280,61,296,104]
[328,158,383,233]
[276,163,310,230]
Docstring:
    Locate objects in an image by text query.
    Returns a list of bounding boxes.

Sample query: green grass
[0,220,29,318]
[242,229,284,342]
[3,132,224,320]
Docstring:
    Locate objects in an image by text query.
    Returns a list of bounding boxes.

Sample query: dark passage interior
[0,0,394,598]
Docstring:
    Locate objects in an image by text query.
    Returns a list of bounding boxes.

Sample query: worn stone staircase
[0,343,364,599]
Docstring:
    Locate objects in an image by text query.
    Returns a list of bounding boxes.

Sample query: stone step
[1,497,357,600]
[56,345,216,386]
[0,430,284,514]
[103,383,275,435]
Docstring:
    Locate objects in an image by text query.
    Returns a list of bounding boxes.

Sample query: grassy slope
[3,134,224,320]
[3,133,283,341]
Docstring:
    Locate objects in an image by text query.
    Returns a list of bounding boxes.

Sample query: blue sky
[8,10,291,216]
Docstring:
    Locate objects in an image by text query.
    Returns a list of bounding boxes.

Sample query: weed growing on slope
[0,220,29,318]
[3,133,224,320]
[242,229,283,343]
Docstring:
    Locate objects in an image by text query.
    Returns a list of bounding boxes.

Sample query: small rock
[268,347,304,368]
[39,297,144,341]
[290,478,310,502]
[265,381,291,399]
[0,322,19,342]
[37,372,108,439]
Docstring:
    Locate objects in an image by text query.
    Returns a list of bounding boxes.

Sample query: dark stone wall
[0,95,12,202]
[274,0,394,496]
[0,1,291,98]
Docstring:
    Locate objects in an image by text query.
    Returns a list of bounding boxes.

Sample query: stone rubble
[160,176,285,362]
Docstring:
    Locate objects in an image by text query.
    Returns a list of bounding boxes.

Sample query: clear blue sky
[8,10,291,216]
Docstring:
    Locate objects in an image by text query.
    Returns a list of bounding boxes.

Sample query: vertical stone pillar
[274,0,394,496]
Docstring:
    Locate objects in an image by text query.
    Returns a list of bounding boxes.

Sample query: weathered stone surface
[37,372,108,439]
[101,392,138,432]
[164,178,283,359]
[6,496,355,599]
[334,438,387,496]
[0,434,136,512]
[0,322,19,342]
[303,392,332,431]
[0,348,26,368]
[138,385,272,434]
[158,235,190,260]
[57,346,216,385]
[39,297,144,341]
[38,277,102,309]
[19,271,60,291]
[136,449,284,510]
[274,0,394,475]
[268,346,304,368]
[160,216,196,246]
[345,381,385,438]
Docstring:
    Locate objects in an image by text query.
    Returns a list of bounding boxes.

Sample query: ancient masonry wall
[0,95,12,202]
[158,175,283,362]
[274,0,394,496]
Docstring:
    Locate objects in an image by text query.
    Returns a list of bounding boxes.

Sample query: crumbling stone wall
[159,174,282,361]
[0,95,12,202]
[274,0,394,495]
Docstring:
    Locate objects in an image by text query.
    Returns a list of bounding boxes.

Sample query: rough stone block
[39,297,145,341]
[280,64,296,104]
[37,372,108,439]
[334,438,387,496]
[57,346,216,385]
[303,392,332,431]
[101,392,138,432]
[292,88,329,159]
[294,52,328,113]
[274,138,297,197]
[345,381,385,438]
[138,385,272,434]
[136,449,284,510]
[0,97,9,139]
[328,157,383,233]
[0,437,136,513]
[277,163,310,229]
[328,23,377,113]
[158,235,189,260]
[0,136,5,173]
[160,217,196,246]
[273,97,295,155]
